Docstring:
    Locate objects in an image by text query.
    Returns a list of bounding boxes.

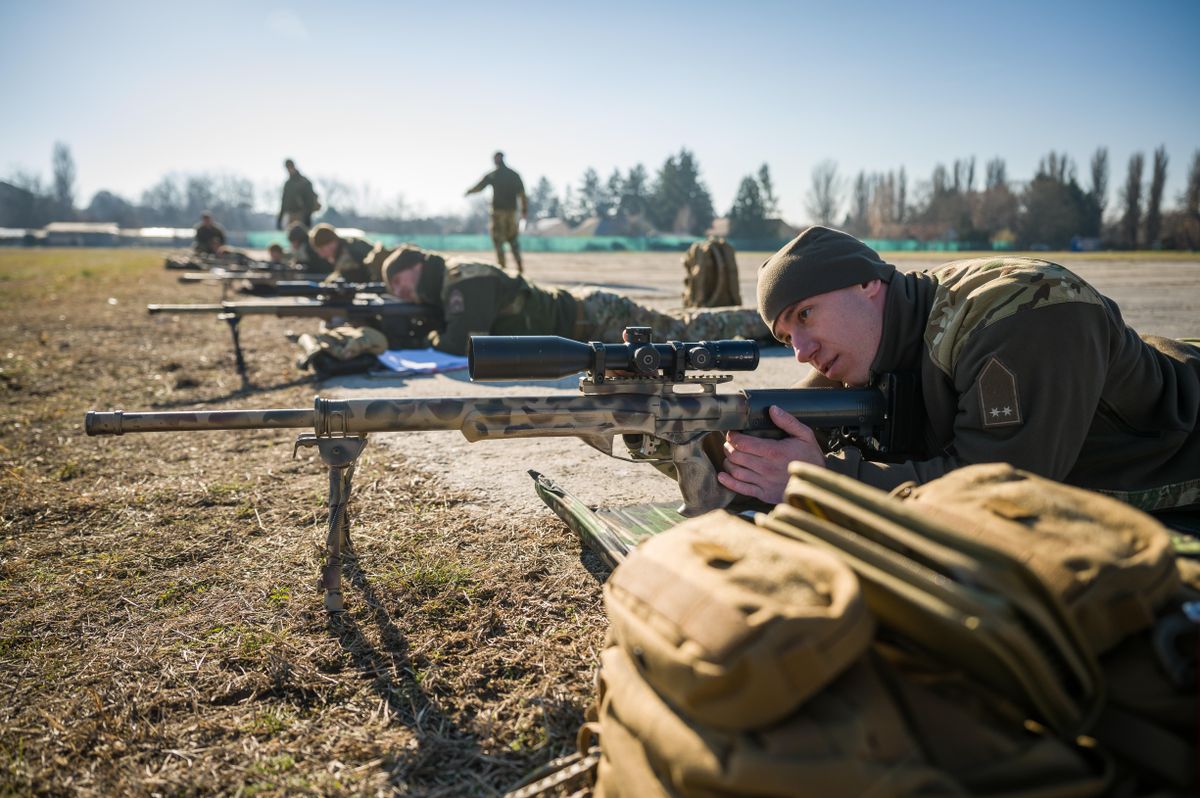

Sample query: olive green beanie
[381,245,428,286]
[308,223,339,249]
[757,226,895,334]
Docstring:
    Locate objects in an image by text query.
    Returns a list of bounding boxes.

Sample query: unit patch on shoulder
[446,289,466,315]
[978,357,1022,428]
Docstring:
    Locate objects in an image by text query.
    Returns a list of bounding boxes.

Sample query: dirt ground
[1,247,1198,797]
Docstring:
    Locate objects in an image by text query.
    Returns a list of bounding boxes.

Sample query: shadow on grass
[148,373,321,408]
[329,554,485,793]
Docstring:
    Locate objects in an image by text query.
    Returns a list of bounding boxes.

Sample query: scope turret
[468,328,759,382]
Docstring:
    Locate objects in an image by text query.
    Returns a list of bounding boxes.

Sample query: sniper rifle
[86,327,916,610]
[178,270,336,299]
[146,295,441,386]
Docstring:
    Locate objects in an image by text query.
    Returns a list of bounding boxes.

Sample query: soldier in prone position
[380,245,772,356]
[717,225,1200,514]
[307,224,393,285]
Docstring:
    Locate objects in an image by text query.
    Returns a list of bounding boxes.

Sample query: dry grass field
[1,247,1198,796]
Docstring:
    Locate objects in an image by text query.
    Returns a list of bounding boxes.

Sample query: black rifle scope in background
[468,328,759,381]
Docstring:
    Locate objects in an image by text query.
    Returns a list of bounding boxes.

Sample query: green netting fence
[245,231,1012,254]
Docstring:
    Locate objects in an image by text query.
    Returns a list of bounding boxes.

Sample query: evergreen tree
[1120,152,1144,249]
[578,168,605,219]
[618,164,649,217]
[528,177,557,220]
[728,175,770,238]
[1145,146,1168,247]
[649,149,714,235]
[757,163,779,217]
[603,170,623,217]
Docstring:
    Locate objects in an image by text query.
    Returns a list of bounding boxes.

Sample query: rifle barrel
[86,408,314,435]
[86,389,886,438]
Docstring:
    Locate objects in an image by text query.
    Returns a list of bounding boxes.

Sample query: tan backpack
[594,510,961,797]
[681,237,741,308]
[514,464,1196,798]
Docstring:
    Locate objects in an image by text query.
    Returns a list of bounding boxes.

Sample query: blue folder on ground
[376,348,469,376]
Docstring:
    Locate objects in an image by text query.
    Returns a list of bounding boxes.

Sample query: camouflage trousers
[295,324,388,367]
[490,209,520,244]
[571,288,770,342]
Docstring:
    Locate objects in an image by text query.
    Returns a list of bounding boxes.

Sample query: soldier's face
[315,240,339,260]
[772,280,886,386]
[388,265,422,301]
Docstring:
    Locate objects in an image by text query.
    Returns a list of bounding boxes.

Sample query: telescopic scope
[468,332,759,381]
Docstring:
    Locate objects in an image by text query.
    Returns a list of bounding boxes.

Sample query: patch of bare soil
[0,250,607,796]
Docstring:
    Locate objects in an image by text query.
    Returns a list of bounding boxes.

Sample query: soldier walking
[465,151,528,275]
[277,159,320,230]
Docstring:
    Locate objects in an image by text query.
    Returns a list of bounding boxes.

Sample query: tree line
[802,148,1200,250]
[6,142,1200,249]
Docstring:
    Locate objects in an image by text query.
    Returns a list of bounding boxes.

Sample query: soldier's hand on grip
[717,405,825,504]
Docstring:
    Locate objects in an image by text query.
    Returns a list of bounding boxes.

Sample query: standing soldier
[465,151,528,274]
[277,159,320,230]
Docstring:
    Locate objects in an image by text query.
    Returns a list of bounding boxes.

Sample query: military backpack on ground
[681,237,741,308]
[511,463,1197,797]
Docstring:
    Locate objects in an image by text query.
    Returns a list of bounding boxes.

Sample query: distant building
[43,221,121,246]
[707,216,799,242]
[0,181,35,228]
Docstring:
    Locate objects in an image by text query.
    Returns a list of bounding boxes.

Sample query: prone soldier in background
[288,223,333,275]
[381,245,771,356]
[193,211,227,255]
[308,224,390,284]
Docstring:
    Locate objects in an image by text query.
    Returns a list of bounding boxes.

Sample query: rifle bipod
[294,433,368,611]
[217,311,251,389]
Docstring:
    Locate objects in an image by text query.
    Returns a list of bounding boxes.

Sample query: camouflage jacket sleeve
[826,302,1111,491]
[429,278,501,355]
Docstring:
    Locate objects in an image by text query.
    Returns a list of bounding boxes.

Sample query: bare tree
[1120,152,1144,248]
[52,141,76,214]
[896,166,907,222]
[849,171,870,234]
[805,159,843,225]
[316,176,351,213]
[985,158,1007,189]
[1145,145,1168,247]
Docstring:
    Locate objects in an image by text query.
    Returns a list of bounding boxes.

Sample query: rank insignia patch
[978,357,1022,428]
[446,289,466,315]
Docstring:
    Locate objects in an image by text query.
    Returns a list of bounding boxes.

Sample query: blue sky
[2,0,1197,224]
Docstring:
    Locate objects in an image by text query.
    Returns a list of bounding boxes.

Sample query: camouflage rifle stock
[86,328,913,611]
[146,296,441,386]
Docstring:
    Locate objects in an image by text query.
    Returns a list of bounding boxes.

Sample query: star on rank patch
[978,357,1022,428]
